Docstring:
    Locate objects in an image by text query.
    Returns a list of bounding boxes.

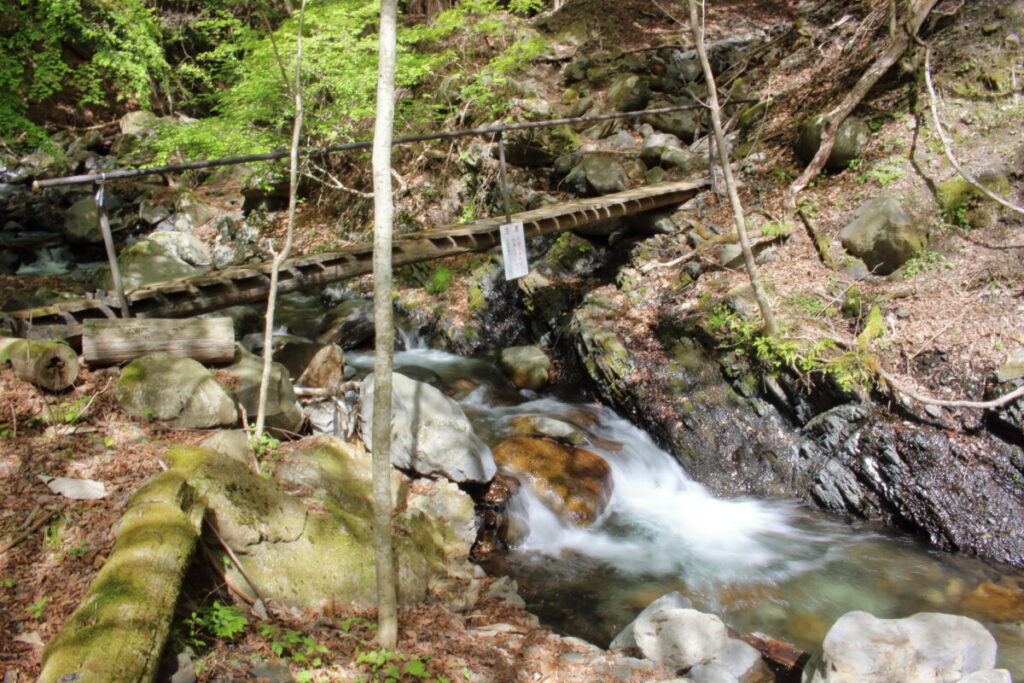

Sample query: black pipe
[31,100,758,189]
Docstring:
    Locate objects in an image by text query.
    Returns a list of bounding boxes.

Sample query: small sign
[499,221,529,280]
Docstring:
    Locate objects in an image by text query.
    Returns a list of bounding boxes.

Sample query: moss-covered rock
[39,471,203,683]
[115,352,237,428]
[938,172,1011,229]
[796,115,869,172]
[97,236,201,291]
[168,439,477,609]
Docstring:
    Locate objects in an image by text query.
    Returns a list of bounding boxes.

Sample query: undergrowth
[706,304,883,392]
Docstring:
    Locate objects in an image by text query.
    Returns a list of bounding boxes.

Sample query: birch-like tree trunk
[255,0,306,438]
[370,0,400,651]
[687,0,778,336]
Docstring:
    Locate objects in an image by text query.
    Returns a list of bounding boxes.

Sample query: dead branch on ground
[788,0,940,199]
[921,42,1024,218]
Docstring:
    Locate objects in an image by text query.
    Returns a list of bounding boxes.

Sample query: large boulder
[492,436,613,526]
[500,345,552,391]
[564,155,629,196]
[98,235,202,291]
[610,591,693,650]
[839,195,927,275]
[220,347,304,434]
[115,352,237,428]
[804,611,1010,682]
[632,607,729,672]
[360,372,496,482]
[608,74,651,112]
[796,115,869,172]
[167,439,477,608]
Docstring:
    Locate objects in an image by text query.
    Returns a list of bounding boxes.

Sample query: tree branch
[789,0,939,198]
[921,42,1024,217]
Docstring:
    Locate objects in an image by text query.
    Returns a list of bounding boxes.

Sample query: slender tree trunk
[687,0,778,336]
[255,1,305,437]
[370,0,400,651]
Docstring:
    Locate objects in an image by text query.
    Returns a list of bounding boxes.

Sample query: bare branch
[921,43,1024,218]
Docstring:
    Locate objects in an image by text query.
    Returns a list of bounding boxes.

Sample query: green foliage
[0,577,13,588]
[786,294,832,317]
[0,0,169,150]
[855,157,905,187]
[707,304,876,391]
[248,430,281,462]
[425,266,454,294]
[259,623,330,667]
[356,646,432,682]
[40,396,92,425]
[902,250,952,277]
[26,596,49,619]
[182,601,248,648]
[760,220,793,237]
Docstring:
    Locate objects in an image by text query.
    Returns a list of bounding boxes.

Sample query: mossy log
[0,337,79,391]
[82,317,235,366]
[38,470,204,683]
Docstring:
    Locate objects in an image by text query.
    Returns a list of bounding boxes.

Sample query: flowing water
[348,346,1024,675]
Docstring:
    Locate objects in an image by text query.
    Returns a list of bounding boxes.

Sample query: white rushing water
[476,398,850,592]
[348,347,1022,670]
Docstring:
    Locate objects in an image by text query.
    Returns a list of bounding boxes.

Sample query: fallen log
[0,338,79,391]
[81,317,235,366]
[38,470,204,683]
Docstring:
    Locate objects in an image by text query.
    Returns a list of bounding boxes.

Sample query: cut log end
[0,338,79,392]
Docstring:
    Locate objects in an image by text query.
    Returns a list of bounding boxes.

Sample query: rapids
[349,346,1024,675]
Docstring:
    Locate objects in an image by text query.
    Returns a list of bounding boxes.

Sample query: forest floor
[2,0,1023,681]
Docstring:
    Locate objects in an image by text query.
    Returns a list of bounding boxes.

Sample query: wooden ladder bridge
[4,179,707,342]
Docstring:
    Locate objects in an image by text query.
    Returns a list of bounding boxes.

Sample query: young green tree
[255,0,307,440]
[370,0,400,652]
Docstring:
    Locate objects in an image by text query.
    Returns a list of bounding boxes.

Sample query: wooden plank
[82,317,236,366]
[7,179,708,340]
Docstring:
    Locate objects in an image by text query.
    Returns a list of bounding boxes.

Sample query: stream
[348,344,1024,676]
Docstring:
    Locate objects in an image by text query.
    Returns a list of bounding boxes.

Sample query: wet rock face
[492,436,613,526]
[570,291,806,500]
[805,410,1024,566]
[568,291,1024,566]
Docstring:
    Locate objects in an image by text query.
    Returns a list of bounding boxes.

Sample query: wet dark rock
[317,298,375,349]
[566,292,1024,565]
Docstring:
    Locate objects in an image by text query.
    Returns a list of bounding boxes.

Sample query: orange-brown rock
[961,578,1024,622]
[492,436,613,526]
